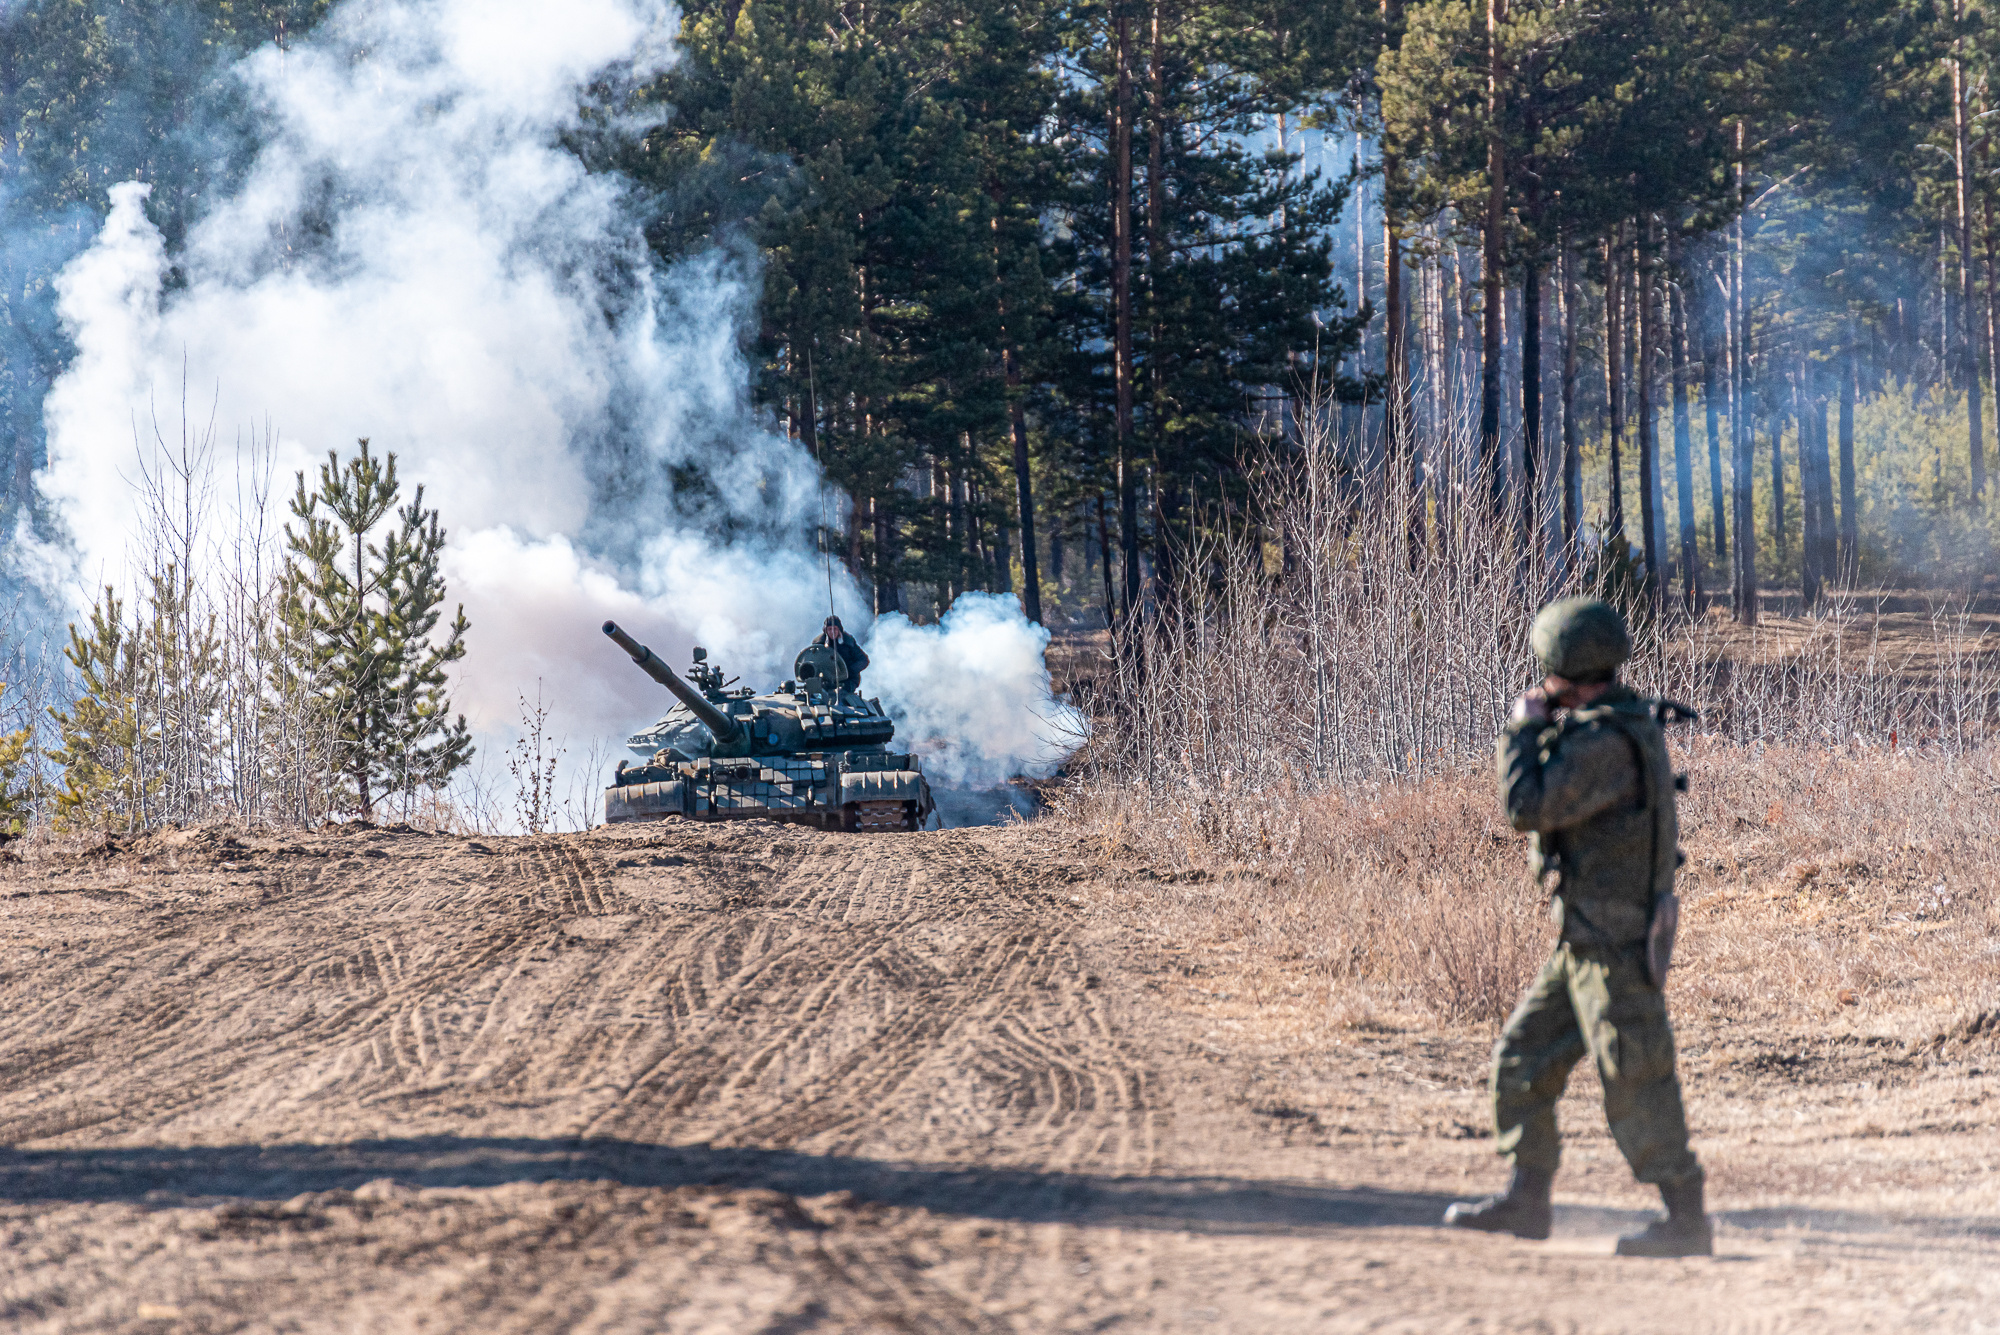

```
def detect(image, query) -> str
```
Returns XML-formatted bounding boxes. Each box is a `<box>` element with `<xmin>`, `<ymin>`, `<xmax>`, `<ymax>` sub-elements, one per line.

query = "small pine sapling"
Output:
<box><xmin>281</xmin><ymin>439</ymin><xmax>473</xmax><ymax>822</ymax></box>
<box><xmin>47</xmin><ymin>587</ymin><xmax>158</xmax><ymax>831</ymax></box>
<box><xmin>0</xmin><ymin>689</ymin><xmax>31</xmax><ymax>838</ymax></box>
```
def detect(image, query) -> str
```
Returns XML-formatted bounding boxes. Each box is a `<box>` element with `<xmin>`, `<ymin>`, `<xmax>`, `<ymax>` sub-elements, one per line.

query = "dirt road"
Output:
<box><xmin>0</xmin><ymin>819</ymin><xmax>1994</xmax><ymax>1332</ymax></box>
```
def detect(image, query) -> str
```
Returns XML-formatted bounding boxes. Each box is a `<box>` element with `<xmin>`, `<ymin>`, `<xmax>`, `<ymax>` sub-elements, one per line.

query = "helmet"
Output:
<box><xmin>1530</xmin><ymin>597</ymin><xmax>1630</xmax><ymax>682</ymax></box>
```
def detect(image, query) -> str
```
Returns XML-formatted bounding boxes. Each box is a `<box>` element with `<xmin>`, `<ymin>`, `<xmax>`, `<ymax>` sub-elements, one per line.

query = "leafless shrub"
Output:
<box><xmin>120</xmin><ymin>400</ymin><xmax>342</xmax><ymax>829</ymax></box>
<box><xmin>509</xmin><ymin>683</ymin><xmax>563</xmax><ymax>835</ymax></box>
<box><xmin>559</xmin><ymin>733</ymin><xmax>614</xmax><ymax>833</ymax></box>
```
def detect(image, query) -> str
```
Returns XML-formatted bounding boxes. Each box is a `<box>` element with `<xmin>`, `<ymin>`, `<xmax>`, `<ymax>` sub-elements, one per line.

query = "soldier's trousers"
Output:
<box><xmin>1490</xmin><ymin>941</ymin><xmax>1701</xmax><ymax>1186</ymax></box>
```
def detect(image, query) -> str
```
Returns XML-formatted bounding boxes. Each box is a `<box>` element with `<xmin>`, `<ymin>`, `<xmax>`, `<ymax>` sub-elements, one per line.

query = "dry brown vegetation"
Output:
<box><xmin>1055</xmin><ymin>742</ymin><xmax>2000</xmax><ymax>1046</ymax></box>
<box><xmin>1051</xmin><ymin>414</ymin><xmax>2000</xmax><ymax>1049</ymax></box>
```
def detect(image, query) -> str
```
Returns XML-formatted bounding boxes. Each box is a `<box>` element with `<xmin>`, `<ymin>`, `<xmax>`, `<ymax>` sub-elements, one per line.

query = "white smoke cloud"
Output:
<box><xmin>867</xmin><ymin>593</ymin><xmax>1085</xmax><ymax>788</ymax></box>
<box><xmin>31</xmin><ymin>0</ymin><xmax>1076</xmax><ymax>823</ymax></box>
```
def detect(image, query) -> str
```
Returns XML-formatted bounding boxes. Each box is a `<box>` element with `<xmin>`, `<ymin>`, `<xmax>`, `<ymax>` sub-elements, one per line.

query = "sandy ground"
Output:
<box><xmin>0</xmin><ymin>819</ymin><xmax>1995</xmax><ymax>1333</ymax></box>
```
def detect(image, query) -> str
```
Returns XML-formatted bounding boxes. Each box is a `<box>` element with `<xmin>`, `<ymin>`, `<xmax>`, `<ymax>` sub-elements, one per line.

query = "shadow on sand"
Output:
<box><xmin>2</xmin><ymin>1138</ymin><xmax>1996</xmax><ymax>1244</ymax></box>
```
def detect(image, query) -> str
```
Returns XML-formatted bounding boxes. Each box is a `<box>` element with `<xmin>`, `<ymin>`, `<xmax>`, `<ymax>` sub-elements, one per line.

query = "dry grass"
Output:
<box><xmin>1673</xmin><ymin>741</ymin><xmax>2000</xmax><ymax>1032</ymax></box>
<box><xmin>1055</xmin><ymin>743</ymin><xmax>2000</xmax><ymax>1041</ymax></box>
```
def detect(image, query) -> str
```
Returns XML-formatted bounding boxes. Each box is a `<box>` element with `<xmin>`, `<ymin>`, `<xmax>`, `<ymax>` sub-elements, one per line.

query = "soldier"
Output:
<box><xmin>1444</xmin><ymin>597</ymin><xmax>1712</xmax><ymax>1258</ymax></box>
<box><xmin>815</xmin><ymin>614</ymin><xmax>870</xmax><ymax>691</ymax></box>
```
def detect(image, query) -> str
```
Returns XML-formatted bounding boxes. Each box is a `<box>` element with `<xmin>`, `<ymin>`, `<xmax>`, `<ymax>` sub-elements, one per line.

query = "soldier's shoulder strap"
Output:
<box><xmin>1593</xmin><ymin>696</ymin><xmax>1682</xmax><ymax>897</ymax></box>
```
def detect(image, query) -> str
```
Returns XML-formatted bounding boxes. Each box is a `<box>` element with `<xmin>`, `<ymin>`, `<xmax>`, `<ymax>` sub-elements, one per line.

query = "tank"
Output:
<box><xmin>599</xmin><ymin>620</ymin><xmax>935</xmax><ymax>832</ymax></box>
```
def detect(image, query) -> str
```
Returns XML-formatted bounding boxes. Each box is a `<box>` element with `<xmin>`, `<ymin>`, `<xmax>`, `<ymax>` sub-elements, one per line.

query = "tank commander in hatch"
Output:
<box><xmin>815</xmin><ymin>614</ymin><xmax>870</xmax><ymax>692</ymax></box>
<box><xmin>1444</xmin><ymin>596</ymin><xmax>1711</xmax><ymax>1259</ymax></box>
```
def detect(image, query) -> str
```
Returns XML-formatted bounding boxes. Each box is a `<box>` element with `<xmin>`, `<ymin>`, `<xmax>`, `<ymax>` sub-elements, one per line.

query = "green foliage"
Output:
<box><xmin>636</xmin><ymin>0</ymin><xmax>1072</xmax><ymax>603</ymax></box>
<box><xmin>0</xmin><ymin>686</ymin><xmax>32</xmax><ymax>837</ymax></box>
<box><xmin>1047</xmin><ymin>0</ymin><xmax>1365</xmax><ymax>515</ymax></box>
<box><xmin>17</xmin><ymin>0</ymin><xmax>2000</xmax><ymax>645</ymax></box>
<box><xmin>1380</xmin><ymin>0</ymin><xmax>1741</xmax><ymax>263</ymax></box>
<box><xmin>1846</xmin><ymin>387</ymin><xmax>2000</xmax><ymax>585</ymax></box>
<box><xmin>46</xmin><ymin>587</ymin><xmax>156</xmax><ymax>832</ymax></box>
<box><xmin>281</xmin><ymin>440</ymin><xmax>472</xmax><ymax>821</ymax></box>
<box><xmin>638</xmin><ymin>0</ymin><xmax>1364</xmax><ymax>612</ymax></box>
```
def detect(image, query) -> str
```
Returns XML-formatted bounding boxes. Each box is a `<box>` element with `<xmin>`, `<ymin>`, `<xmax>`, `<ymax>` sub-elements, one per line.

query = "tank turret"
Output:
<box><xmin>600</xmin><ymin>620</ymin><xmax>933</xmax><ymax>832</ymax></box>
<box><xmin>603</xmin><ymin>621</ymin><xmax>743</xmax><ymax>743</ymax></box>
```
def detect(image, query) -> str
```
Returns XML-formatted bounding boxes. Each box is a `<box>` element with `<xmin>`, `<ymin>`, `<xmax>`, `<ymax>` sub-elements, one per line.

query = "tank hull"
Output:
<box><xmin>604</xmin><ymin>752</ymin><xmax>933</xmax><ymax>832</ymax></box>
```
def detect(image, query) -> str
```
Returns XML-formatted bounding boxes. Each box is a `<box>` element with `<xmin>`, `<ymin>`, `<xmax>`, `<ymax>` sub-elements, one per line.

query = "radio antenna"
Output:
<box><xmin>805</xmin><ymin>349</ymin><xmax>835</xmax><ymax>620</ymax></box>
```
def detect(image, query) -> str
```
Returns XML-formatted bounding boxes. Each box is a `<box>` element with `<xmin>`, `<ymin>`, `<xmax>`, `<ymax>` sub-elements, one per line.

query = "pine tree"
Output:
<box><xmin>280</xmin><ymin>440</ymin><xmax>472</xmax><ymax>822</ymax></box>
<box><xmin>0</xmin><ymin>685</ymin><xmax>33</xmax><ymax>837</ymax></box>
<box><xmin>46</xmin><ymin>587</ymin><xmax>157</xmax><ymax>832</ymax></box>
<box><xmin>1047</xmin><ymin>0</ymin><xmax>1363</xmax><ymax>610</ymax></box>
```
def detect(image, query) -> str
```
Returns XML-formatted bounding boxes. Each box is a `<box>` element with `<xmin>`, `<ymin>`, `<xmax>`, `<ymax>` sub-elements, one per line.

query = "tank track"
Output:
<box><xmin>846</xmin><ymin>799</ymin><xmax>919</xmax><ymax>832</ymax></box>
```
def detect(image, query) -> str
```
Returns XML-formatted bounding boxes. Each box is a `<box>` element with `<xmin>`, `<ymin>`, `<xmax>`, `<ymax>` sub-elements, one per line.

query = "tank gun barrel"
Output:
<box><xmin>602</xmin><ymin>621</ymin><xmax>744</xmax><ymax>743</ymax></box>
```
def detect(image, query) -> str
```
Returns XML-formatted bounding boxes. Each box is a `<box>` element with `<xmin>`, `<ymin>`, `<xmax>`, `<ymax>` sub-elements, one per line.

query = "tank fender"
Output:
<box><xmin>839</xmin><ymin>770</ymin><xmax>927</xmax><ymax>804</ymax></box>
<box><xmin>605</xmin><ymin>779</ymin><xmax>689</xmax><ymax>823</ymax></box>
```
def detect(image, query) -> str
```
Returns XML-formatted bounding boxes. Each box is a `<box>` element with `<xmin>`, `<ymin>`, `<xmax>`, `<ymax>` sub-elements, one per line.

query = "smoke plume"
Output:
<box><xmin>867</xmin><ymin>593</ymin><xmax>1085</xmax><ymax>788</ymax></box>
<box><xmin>31</xmin><ymin>0</ymin><xmax>1073</xmax><ymax>822</ymax></box>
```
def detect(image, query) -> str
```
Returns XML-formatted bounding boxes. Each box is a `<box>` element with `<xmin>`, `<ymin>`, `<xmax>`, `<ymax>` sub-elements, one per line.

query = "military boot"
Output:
<box><xmin>1443</xmin><ymin>1166</ymin><xmax>1553</xmax><ymax>1240</ymax></box>
<box><xmin>1615</xmin><ymin>1174</ymin><xmax>1713</xmax><ymax>1257</ymax></box>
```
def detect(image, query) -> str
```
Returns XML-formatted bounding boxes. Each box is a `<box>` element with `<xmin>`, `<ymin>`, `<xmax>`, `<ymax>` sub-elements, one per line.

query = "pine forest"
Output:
<box><xmin>2</xmin><ymin>1</ymin><xmax>2000</xmax><ymax>630</ymax></box>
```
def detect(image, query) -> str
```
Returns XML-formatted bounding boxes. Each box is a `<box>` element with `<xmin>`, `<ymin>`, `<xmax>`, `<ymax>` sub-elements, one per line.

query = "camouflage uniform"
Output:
<box><xmin>1492</xmin><ymin>685</ymin><xmax>1701</xmax><ymax>1188</ymax></box>
<box><xmin>814</xmin><ymin>628</ymin><xmax>870</xmax><ymax>690</ymax></box>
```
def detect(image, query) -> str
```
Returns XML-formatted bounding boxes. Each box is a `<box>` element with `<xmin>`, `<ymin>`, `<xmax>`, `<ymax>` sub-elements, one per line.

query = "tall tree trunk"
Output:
<box><xmin>1444</xmin><ymin>238</ymin><xmax>1460</xmax><ymax>422</ymax></box>
<box><xmin>1006</xmin><ymin>347</ymin><xmax>1041</xmax><ymax>623</ymax></box>
<box><xmin>1112</xmin><ymin>2</ymin><xmax>1140</xmax><ymax>619</ymax></box>
<box><xmin>1812</xmin><ymin>371</ymin><xmax>1837</xmax><ymax>588</ymax></box>
<box><xmin>1559</xmin><ymin>237</ymin><xmax>1581</xmax><ymax>553</ymax></box>
<box><xmin>1384</xmin><ymin>225</ymin><xmax>1408</xmax><ymax>460</ymax></box>
<box><xmin>1952</xmin><ymin>13</ymin><xmax>1986</xmax><ymax>497</ymax></box>
<box><xmin>1731</xmin><ymin>130</ymin><xmax>1757</xmax><ymax>624</ymax></box>
<box><xmin>1701</xmin><ymin>261</ymin><xmax>1726</xmax><ymax>561</ymax></box>
<box><xmin>952</xmin><ymin>441</ymin><xmax>972</xmax><ymax>589</ymax></box>
<box><xmin>874</xmin><ymin>498</ymin><xmax>901</xmax><ymax>615</ymax></box>
<box><xmin>1383</xmin><ymin>0</ymin><xmax>1409</xmax><ymax>462</ymax></box>
<box><xmin>1985</xmin><ymin>151</ymin><xmax>2000</xmax><ymax>485</ymax></box>
<box><xmin>1985</xmin><ymin>153</ymin><xmax>2000</xmax><ymax>474</ymax></box>
<box><xmin>1605</xmin><ymin>235</ymin><xmax>1625</xmax><ymax>540</ymax></box>
<box><xmin>1521</xmin><ymin>259</ymin><xmax>1541</xmax><ymax>538</ymax></box>
<box><xmin>1797</xmin><ymin>364</ymin><xmax>1822</xmax><ymax>609</ymax></box>
<box><xmin>1769</xmin><ymin>394</ymin><xmax>1786</xmax><ymax>562</ymax></box>
<box><xmin>1940</xmin><ymin>226</ymin><xmax>1952</xmax><ymax>388</ymax></box>
<box><xmin>995</xmin><ymin>511</ymin><xmax>1014</xmax><ymax>594</ymax></box>
<box><xmin>848</xmin><ymin>495</ymin><xmax>865</xmax><ymax>581</ymax></box>
<box><xmin>797</xmin><ymin>349</ymin><xmax>819</xmax><ymax>468</ymax></box>
<box><xmin>1839</xmin><ymin>329</ymin><xmax>1859</xmax><ymax>582</ymax></box>
<box><xmin>1480</xmin><ymin>0</ymin><xmax>1507</xmax><ymax>514</ymax></box>
<box><xmin>1637</xmin><ymin>233</ymin><xmax>1660</xmax><ymax>588</ymax></box>
<box><xmin>1668</xmin><ymin>232</ymin><xmax>1699</xmax><ymax>605</ymax></box>
<box><xmin>931</xmin><ymin>454</ymin><xmax>952</xmax><ymax>608</ymax></box>
<box><xmin>990</xmin><ymin>168</ymin><xmax>1042</xmax><ymax>621</ymax></box>
<box><xmin>1355</xmin><ymin>132</ymin><xmax>1368</xmax><ymax>372</ymax></box>
<box><xmin>1096</xmin><ymin>492</ymin><xmax>1116</xmax><ymax>625</ymax></box>
<box><xmin>1147</xmin><ymin>0</ymin><xmax>1172</xmax><ymax>606</ymax></box>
